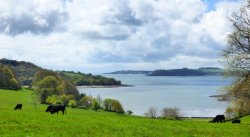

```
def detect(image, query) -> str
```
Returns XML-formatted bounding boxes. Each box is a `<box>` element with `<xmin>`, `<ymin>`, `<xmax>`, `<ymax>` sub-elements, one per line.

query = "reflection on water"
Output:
<box><xmin>78</xmin><ymin>74</ymin><xmax>232</xmax><ymax>117</ymax></box>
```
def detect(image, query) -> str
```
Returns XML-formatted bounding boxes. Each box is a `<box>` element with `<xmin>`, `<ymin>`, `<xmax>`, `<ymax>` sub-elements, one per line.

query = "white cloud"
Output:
<box><xmin>0</xmin><ymin>0</ymin><xmax>243</xmax><ymax>73</ymax></box>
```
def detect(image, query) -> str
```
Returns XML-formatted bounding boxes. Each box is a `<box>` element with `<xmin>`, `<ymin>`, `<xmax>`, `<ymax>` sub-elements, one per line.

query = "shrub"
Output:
<box><xmin>46</xmin><ymin>95</ymin><xmax>58</xmax><ymax>104</ymax></box>
<box><xmin>79</xmin><ymin>95</ymin><xmax>92</xmax><ymax>109</ymax></box>
<box><xmin>225</xmin><ymin>107</ymin><xmax>238</xmax><ymax>119</ymax></box>
<box><xmin>92</xmin><ymin>99</ymin><xmax>99</xmax><ymax>111</ymax></box>
<box><xmin>144</xmin><ymin>106</ymin><xmax>158</xmax><ymax>118</ymax></box>
<box><xmin>161</xmin><ymin>107</ymin><xmax>182</xmax><ymax>120</ymax></box>
<box><xmin>103</xmin><ymin>98</ymin><xmax>124</xmax><ymax>113</ymax></box>
<box><xmin>127</xmin><ymin>110</ymin><xmax>133</xmax><ymax>115</ymax></box>
<box><xmin>45</xmin><ymin>95</ymin><xmax>63</xmax><ymax>105</ymax></box>
<box><xmin>68</xmin><ymin>100</ymin><xmax>77</xmax><ymax>108</ymax></box>
<box><xmin>78</xmin><ymin>106</ymin><xmax>88</xmax><ymax>109</ymax></box>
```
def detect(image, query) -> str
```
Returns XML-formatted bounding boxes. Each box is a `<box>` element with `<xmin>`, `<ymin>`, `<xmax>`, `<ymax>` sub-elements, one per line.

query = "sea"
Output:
<box><xmin>77</xmin><ymin>74</ymin><xmax>233</xmax><ymax>117</ymax></box>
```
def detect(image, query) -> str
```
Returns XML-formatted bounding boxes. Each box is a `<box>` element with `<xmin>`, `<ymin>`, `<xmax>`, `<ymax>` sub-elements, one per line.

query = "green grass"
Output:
<box><xmin>0</xmin><ymin>89</ymin><xmax>250</xmax><ymax>137</ymax></box>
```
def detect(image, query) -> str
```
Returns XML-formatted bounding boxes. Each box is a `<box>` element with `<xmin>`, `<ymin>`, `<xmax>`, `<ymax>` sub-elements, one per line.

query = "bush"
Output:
<box><xmin>55</xmin><ymin>100</ymin><xmax>63</xmax><ymax>105</ymax></box>
<box><xmin>127</xmin><ymin>110</ymin><xmax>133</xmax><ymax>115</ymax></box>
<box><xmin>79</xmin><ymin>95</ymin><xmax>92</xmax><ymax>109</ymax></box>
<box><xmin>58</xmin><ymin>94</ymin><xmax>75</xmax><ymax>105</ymax></box>
<box><xmin>103</xmin><ymin>98</ymin><xmax>124</xmax><ymax>113</ymax></box>
<box><xmin>45</xmin><ymin>95</ymin><xmax>63</xmax><ymax>105</ymax></box>
<box><xmin>92</xmin><ymin>99</ymin><xmax>99</xmax><ymax>111</ymax></box>
<box><xmin>161</xmin><ymin>107</ymin><xmax>182</xmax><ymax>120</ymax></box>
<box><xmin>46</xmin><ymin>95</ymin><xmax>58</xmax><ymax>104</ymax></box>
<box><xmin>225</xmin><ymin>107</ymin><xmax>238</xmax><ymax>119</ymax></box>
<box><xmin>78</xmin><ymin>106</ymin><xmax>88</xmax><ymax>109</ymax></box>
<box><xmin>68</xmin><ymin>100</ymin><xmax>77</xmax><ymax>108</ymax></box>
<box><xmin>144</xmin><ymin>106</ymin><xmax>158</xmax><ymax>118</ymax></box>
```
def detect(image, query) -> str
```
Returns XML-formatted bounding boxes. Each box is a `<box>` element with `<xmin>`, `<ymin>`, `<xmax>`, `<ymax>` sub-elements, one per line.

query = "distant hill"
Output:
<box><xmin>0</xmin><ymin>58</ymin><xmax>122</xmax><ymax>86</ymax></box>
<box><xmin>148</xmin><ymin>67</ymin><xmax>223</xmax><ymax>76</ymax></box>
<box><xmin>0</xmin><ymin>58</ymin><xmax>42</xmax><ymax>85</ymax></box>
<box><xmin>105</xmin><ymin>70</ymin><xmax>152</xmax><ymax>75</ymax></box>
<box><xmin>106</xmin><ymin>67</ymin><xmax>223</xmax><ymax>76</ymax></box>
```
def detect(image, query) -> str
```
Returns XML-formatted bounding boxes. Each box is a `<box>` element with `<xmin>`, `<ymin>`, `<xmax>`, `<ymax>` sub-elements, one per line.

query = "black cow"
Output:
<box><xmin>232</xmin><ymin>119</ymin><xmax>241</xmax><ymax>124</ymax></box>
<box><xmin>46</xmin><ymin>105</ymin><xmax>66</xmax><ymax>115</ymax></box>
<box><xmin>46</xmin><ymin>105</ymin><xmax>54</xmax><ymax>112</ymax></box>
<box><xmin>209</xmin><ymin>115</ymin><xmax>225</xmax><ymax>123</ymax></box>
<box><xmin>14</xmin><ymin>104</ymin><xmax>22</xmax><ymax>110</ymax></box>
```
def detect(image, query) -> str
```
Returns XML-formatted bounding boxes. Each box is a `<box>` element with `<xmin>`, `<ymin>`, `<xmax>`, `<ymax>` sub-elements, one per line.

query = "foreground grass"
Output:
<box><xmin>0</xmin><ymin>89</ymin><xmax>249</xmax><ymax>137</ymax></box>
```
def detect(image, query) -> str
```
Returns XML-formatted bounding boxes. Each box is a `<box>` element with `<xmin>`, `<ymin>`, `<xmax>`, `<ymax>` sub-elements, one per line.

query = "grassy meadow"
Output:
<box><xmin>0</xmin><ymin>88</ymin><xmax>250</xmax><ymax>137</ymax></box>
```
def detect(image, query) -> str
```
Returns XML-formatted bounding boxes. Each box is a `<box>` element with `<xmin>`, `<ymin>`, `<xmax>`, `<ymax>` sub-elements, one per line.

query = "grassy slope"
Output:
<box><xmin>0</xmin><ymin>89</ymin><xmax>249</xmax><ymax>137</ymax></box>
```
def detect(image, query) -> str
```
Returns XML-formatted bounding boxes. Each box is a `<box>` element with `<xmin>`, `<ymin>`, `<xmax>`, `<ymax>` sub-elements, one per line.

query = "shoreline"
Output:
<box><xmin>77</xmin><ymin>84</ymin><xmax>133</xmax><ymax>88</ymax></box>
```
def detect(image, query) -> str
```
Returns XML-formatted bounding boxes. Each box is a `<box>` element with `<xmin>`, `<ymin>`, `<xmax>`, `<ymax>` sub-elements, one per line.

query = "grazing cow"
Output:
<box><xmin>232</xmin><ymin>119</ymin><xmax>241</xmax><ymax>124</ymax></box>
<box><xmin>46</xmin><ymin>105</ymin><xmax>54</xmax><ymax>112</ymax></box>
<box><xmin>14</xmin><ymin>104</ymin><xmax>22</xmax><ymax>110</ymax></box>
<box><xmin>209</xmin><ymin>115</ymin><xmax>225</xmax><ymax>123</ymax></box>
<box><xmin>46</xmin><ymin>105</ymin><xmax>66</xmax><ymax>115</ymax></box>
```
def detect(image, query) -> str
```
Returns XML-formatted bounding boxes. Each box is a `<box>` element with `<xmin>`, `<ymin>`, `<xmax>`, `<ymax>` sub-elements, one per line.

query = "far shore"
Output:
<box><xmin>77</xmin><ymin>84</ymin><xmax>133</xmax><ymax>88</ymax></box>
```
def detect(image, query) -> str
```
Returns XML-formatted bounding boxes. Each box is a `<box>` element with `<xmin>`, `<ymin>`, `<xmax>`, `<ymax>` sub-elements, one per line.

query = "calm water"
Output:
<box><xmin>78</xmin><ymin>74</ymin><xmax>232</xmax><ymax>117</ymax></box>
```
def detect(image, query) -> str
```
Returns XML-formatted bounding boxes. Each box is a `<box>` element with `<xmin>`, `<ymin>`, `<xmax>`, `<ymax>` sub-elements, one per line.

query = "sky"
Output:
<box><xmin>0</xmin><ymin>0</ymin><xmax>243</xmax><ymax>74</ymax></box>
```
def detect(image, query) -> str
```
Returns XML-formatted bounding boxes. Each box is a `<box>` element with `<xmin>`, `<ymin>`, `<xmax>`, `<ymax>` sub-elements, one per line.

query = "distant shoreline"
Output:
<box><xmin>77</xmin><ymin>84</ymin><xmax>133</xmax><ymax>88</ymax></box>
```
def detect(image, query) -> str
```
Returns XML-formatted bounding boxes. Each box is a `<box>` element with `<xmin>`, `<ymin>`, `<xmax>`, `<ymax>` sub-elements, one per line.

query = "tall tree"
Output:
<box><xmin>0</xmin><ymin>65</ymin><xmax>20</xmax><ymax>90</ymax></box>
<box><xmin>223</xmin><ymin>0</ymin><xmax>250</xmax><ymax>116</ymax></box>
<box><xmin>33</xmin><ymin>69</ymin><xmax>79</xmax><ymax>104</ymax></box>
<box><xmin>35</xmin><ymin>76</ymin><xmax>60</xmax><ymax>103</ymax></box>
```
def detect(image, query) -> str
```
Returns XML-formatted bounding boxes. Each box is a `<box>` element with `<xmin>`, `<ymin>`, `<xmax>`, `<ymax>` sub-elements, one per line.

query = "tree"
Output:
<box><xmin>127</xmin><ymin>110</ymin><xmax>133</xmax><ymax>115</ymax></box>
<box><xmin>57</xmin><ymin>80</ymin><xmax>79</xmax><ymax>97</ymax></box>
<box><xmin>0</xmin><ymin>65</ymin><xmax>20</xmax><ymax>90</ymax></box>
<box><xmin>144</xmin><ymin>106</ymin><xmax>158</xmax><ymax>118</ymax></box>
<box><xmin>92</xmin><ymin>98</ymin><xmax>99</xmax><ymax>111</ymax></box>
<box><xmin>223</xmin><ymin>0</ymin><xmax>250</xmax><ymax>116</ymax></box>
<box><xmin>96</xmin><ymin>95</ymin><xmax>102</xmax><ymax>108</ymax></box>
<box><xmin>161</xmin><ymin>107</ymin><xmax>182</xmax><ymax>120</ymax></box>
<box><xmin>35</xmin><ymin>76</ymin><xmax>60</xmax><ymax>103</ymax></box>
<box><xmin>33</xmin><ymin>69</ymin><xmax>79</xmax><ymax>104</ymax></box>
<box><xmin>103</xmin><ymin>98</ymin><xmax>124</xmax><ymax>113</ymax></box>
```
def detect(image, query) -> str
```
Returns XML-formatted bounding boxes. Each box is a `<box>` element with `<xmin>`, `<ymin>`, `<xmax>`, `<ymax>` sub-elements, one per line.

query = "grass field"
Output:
<box><xmin>0</xmin><ymin>88</ymin><xmax>249</xmax><ymax>137</ymax></box>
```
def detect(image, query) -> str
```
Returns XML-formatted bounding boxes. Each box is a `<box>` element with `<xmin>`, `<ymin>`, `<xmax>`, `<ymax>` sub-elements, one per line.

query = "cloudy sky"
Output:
<box><xmin>0</xmin><ymin>0</ymin><xmax>243</xmax><ymax>73</ymax></box>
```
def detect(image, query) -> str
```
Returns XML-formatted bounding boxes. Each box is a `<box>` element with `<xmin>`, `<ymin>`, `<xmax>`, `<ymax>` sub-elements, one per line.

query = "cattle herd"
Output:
<box><xmin>12</xmin><ymin>104</ymin><xmax>242</xmax><ymax>123</ymax></box>
<box><xmin>14</xmin><ymin>104</ymin><xmax>66</xmax><ymax>115</ymax></box>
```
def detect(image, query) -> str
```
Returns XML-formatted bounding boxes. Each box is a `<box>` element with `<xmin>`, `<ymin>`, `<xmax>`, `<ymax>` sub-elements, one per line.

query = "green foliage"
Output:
<box><xmin>104</xmin><ymin>98</ymin><xmax>124</xmax><ymax>113</ymax></box>
<box><xmin>0</xmin><ymin>59</ymin><xmax>122</xmax><ymax>87</ymax></box>
<box><xmin>58</xmin><ymin>94</ymin><xmax>75</xmax><ymax>105</ymax></box>
<box><xmin>0</xmin><ymin>58</ymin><xmax>41</xmax><ymax>86</ymax></box>
<box><xmin>92</xmin><ymin>98</ymin><xmax>99</xmax><ymax>111</ymax></box>
<box><xmin>33</xmin><ymin>69</ymin><xmax>79</xmax><ymax>104</ymax></box>
<box><xmin>45</xmin><ymin>95</ymin><xmax>63</xmax><ymax>105</ymax></box>
<box><xmin>35</xmin><ymin>75</ymin><xmax>61</xmax><ymax>103</ymax></box>
<box><xmin>68</xmin><ymin>100</ymin><xmax>77</xmax><ymax>108</ymax></box>
<box><xmin>79</xmin><ymin>95</ymin><xmax>92</xmax><ymax>108</ymax></box>
<box><xmin>57</xmin><ymin>80</ymin><xmax>79</xmax><ymax>96</ymax></box>
<box><xmin>57</xmin><ymin>71</ymin><xmax>122</xmax><ymax>86</ymax></box>
<box><xmin>1</xmin><ymin>89</ymin><xmax>250</xmax><ymax>137</ymax></box>
<box><xmin>0</xmin><ymin>65</ymin><xmax>21</xmax><ymax>90</ymax></box>
<box><xmin>45</xmin><ymin>95</ymin><xmax>57</xmax><ymax>104</ymax></box>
